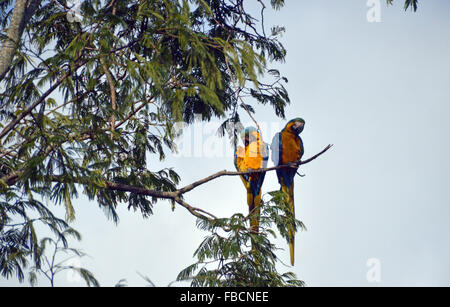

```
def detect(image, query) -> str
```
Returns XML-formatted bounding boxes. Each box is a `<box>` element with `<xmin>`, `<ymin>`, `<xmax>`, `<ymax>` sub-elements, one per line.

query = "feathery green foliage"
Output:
<box><xmin>386</xmin><ymin>0</ymin><xmax>419</xmax><ymax>11</ymax></box>
<box><xmin>28</xmin><ymin>227</ymin><xmax>99</xmax><ymax>287</ymax></box>
<box><xmin>177</xmin><ymin>190</ymin><xmax>305</xmax><ymax>287</ymax></box>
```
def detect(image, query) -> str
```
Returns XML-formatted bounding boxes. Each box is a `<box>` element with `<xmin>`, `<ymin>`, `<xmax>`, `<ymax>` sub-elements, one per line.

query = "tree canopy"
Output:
<box><xmin>0</xmin><ymin>0</ymin><xmax>294</xmax><ymax>285</ymax></box>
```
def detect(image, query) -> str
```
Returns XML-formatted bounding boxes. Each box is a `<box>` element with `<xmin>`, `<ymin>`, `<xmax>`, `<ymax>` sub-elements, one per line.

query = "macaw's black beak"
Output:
<box><xmin>292</xmin><ymin>123</ymin><xmax>304</xmax><ymax>134</ymax></box>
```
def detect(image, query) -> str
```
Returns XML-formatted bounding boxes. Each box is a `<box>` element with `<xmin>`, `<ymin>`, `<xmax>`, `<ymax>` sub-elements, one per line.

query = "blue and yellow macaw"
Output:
<box><xmin>271</xmin><ymin>118</ymin><xmax>305</xmax><ymax>266</ymax></box>
<box><xmin>234</xmin><ymin>127</ymin><xmax>269</xmax><ymax>235</ymax></box>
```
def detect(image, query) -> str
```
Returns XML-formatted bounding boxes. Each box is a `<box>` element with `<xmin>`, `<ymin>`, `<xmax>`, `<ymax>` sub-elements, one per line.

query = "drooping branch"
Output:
<box><xmin>174</xmin><ymin>197</ymin><xmax>219</xmax><ymax>220</ymax></box>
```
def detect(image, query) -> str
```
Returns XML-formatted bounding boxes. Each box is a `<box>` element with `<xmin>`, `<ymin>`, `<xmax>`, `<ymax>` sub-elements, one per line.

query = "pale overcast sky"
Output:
<box><xmin>2</xmin><ymin>0</ymin><xmax>449</xmax><ymax>287</ymax></box>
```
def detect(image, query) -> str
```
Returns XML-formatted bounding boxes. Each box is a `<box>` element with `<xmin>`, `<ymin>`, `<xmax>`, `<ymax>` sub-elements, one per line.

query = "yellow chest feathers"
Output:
<box><xmin>281</xmin><ymin>131</ymin><xmax>302</xmax><ymax>164</ymax></box>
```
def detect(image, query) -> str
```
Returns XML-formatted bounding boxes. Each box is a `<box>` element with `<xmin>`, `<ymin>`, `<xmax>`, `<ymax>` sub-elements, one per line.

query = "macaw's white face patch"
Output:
<box><xmin>291</xmin><ymin>121</ymin><xmax>305</xmax><ymax>134</ymax></box>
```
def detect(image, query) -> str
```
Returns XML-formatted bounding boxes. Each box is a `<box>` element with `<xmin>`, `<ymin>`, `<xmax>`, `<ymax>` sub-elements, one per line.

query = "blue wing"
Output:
<box><xmin>271</xmin><ymin>132</ymin><xmax>281</xmax><ymax>166</ymax></box>
<box><xmin>262</xmin><ymin>143</ymin><xmax>269</xmax><ymax>168</ymax></box>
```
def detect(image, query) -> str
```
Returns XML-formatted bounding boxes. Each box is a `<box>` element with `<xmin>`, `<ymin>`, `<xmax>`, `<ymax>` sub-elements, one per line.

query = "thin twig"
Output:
<box><xmin>102</xmin><ymin>63</ymin><xmax>116</xmax><ymax>138</ymax></box>
<box><xmin>223</xmin><ymin>47</ymin><xmax>262</xmax><ymax>134</ymax></box>
<box><xmin>257</xmin><ymin>0</ymin><xmax>267</xmax><ymax>37</ymax></box>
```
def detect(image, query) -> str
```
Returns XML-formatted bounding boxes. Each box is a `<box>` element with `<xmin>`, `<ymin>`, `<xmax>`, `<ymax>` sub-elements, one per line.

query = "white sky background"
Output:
<box><xmin>2</xmin><ymin>0</ymin><xmax>450</xmax><ymax>287</ymax></box>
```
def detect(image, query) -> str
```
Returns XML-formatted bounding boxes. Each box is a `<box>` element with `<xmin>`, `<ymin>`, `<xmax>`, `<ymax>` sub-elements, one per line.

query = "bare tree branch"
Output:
<box><xmin>177</xmin><ymin>144</ymin><xmax>333</xmax><ymax>196</ymax></box>
<box><xmin>174</xmin><ymin>197</ymin><xmax>218</xmax><ymax>220</ymax></box>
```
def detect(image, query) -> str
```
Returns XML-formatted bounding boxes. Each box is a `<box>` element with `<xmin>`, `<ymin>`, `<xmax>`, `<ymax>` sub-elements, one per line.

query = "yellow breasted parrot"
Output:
<box><xmin>271</xmin><ymin>118</ymin><xmax>305</xmax><ymax>266</ymax></box>
<box><xmin>234</xmin><ymin>127</ymin><xmax>269</xmax><ymax>236</ymax></box>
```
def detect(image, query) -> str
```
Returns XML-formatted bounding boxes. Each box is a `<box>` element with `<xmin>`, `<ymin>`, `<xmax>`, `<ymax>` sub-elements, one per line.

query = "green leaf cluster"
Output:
<box><xmin>177</xmin><ymin>190</ymin><xmax>305</xmax><ymax>287</ymax></box>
